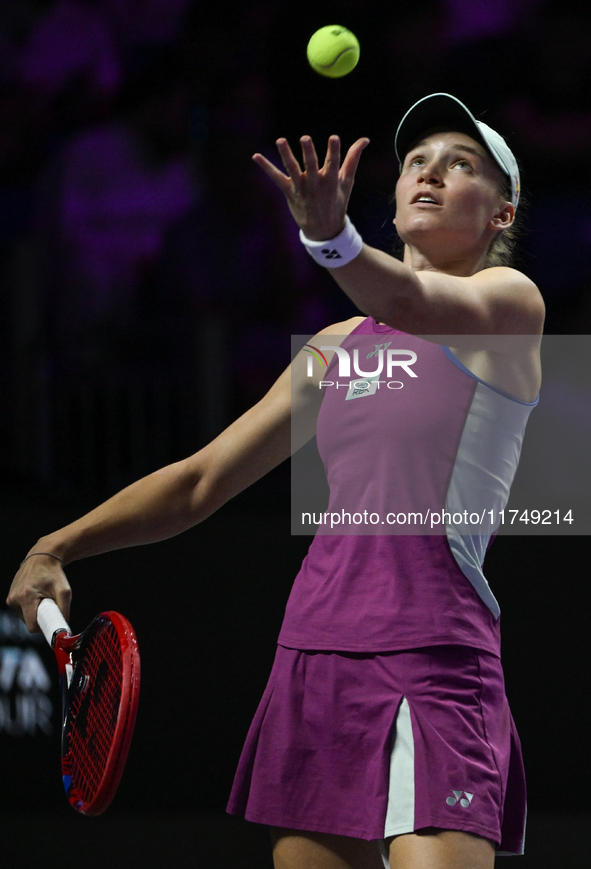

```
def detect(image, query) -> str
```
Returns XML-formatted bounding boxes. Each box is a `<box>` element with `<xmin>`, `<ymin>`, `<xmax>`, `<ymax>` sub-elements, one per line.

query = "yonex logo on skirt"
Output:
<box><xmin>446</xmin><ymin>790</ymin><xmax>474</xmax><ymax>808</ymax></box>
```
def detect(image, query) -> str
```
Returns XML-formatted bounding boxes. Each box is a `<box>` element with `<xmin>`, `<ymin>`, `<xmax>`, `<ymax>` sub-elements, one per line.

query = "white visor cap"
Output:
<box><xmin>395</xmin><ymin>93</ymin><xmax>520</xmax><ymax>209</ymax></box>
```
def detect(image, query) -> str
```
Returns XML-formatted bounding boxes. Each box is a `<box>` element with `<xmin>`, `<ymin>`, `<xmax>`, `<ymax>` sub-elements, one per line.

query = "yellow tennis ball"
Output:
<box><xmin>307</xmin><ymin>25</ymin><xmax>360</xmax><ymax>78</ymax></box>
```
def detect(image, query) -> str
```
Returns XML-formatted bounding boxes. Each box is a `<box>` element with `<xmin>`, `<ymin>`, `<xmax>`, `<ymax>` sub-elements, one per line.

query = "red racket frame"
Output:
<box><xmin>52</xmin><ymin>611</ymin><xmax>140</xmax><ymax>815</ymax></box>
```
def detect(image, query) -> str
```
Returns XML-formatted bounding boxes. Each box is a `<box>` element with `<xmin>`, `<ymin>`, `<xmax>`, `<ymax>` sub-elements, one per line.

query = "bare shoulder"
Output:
<box><xmin>474</xmin><ymin>266</ymin><xmax>541</xmax><ymax>297</ymax></box>
<box><xmin>449</xmin><ymin>269</ymin><xmax>543</xmax><ymax>400</ymax></box>
<box><xmin>291</xmin><ymin>317</ymin><xmax>363</xmax><ymax>404</ymax></box>
<box><xmin>314</xmin><ymin>315</ymin><xmax>365</xmax><ymax>339</ymax></box>
<box><xmin>474</xmin><ymin>267</ymin><xmax>545</xmax><ymax>332</ymax></box>
<box><xmin>288</xmin><ymin>318</ymin><xmax>364</xmax><ymax>452</ymax></box>
<box><xmin>412</xmin><ymin>265</ymin><xmax>544</xmax><ymax>336</ymax></box>
<box><xmin>300</xmin><ymin>316</ymin><xmax>365</xmax><ymax>374</ymax></box>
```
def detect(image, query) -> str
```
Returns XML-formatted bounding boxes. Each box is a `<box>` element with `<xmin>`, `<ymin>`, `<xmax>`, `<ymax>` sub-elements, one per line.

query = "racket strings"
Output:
<box><xmin>65</xmin><ymin>621</ymin><xmax>125</xmax><ymax>805</ymax></box>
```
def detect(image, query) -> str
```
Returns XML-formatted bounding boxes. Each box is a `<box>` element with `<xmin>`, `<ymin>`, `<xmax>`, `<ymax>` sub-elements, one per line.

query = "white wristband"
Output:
<box><xmin>299</xmin><ymin>216</ymin><xmax>363</xmax><ymax>267</ymax></box>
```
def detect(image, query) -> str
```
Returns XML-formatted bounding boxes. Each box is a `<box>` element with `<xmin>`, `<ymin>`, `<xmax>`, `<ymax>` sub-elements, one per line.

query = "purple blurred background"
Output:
<box><xmin>1</xmin><ymin>0</ymin><xmax>590</xmax><ymax>494</ymax></box>
<box><xmin>1</xmin><ymin>3</ymin><xmax>591</xmax><ymax>864</ymax></box>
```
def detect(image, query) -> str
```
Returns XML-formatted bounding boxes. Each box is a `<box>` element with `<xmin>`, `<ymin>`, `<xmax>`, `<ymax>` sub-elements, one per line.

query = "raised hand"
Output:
<box><xmin>252</xmin><ymin>134</ymin><xmax>370</xmax><ymax>241</ymax></box>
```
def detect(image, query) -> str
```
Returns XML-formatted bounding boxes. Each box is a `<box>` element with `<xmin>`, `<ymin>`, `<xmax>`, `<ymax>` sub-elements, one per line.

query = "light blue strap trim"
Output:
<box><xmin>441</xmin><ymin>346</ymin><xmax>539</xmax><ymax>407</ymax></box>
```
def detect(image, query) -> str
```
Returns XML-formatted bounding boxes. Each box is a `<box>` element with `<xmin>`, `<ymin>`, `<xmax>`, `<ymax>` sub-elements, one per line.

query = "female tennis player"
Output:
<box><xmin>8</xmin><ymin>94</ymin><xmax>544</xmax><ymax>869</ymax></box>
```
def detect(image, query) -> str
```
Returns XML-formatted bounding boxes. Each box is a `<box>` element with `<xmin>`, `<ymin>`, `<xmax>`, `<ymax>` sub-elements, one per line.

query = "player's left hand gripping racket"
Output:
<box><xmin>37</xmin><ymin>598</ymin><xmax>141</xmax><ymax>815</ymax></box>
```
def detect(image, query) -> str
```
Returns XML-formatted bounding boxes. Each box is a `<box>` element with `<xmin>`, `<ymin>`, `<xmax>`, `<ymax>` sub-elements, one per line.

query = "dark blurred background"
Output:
<box><xmin>1</xmin><ymin>0</ymin><xmax>590</xmax><ymax>866</ymax></box>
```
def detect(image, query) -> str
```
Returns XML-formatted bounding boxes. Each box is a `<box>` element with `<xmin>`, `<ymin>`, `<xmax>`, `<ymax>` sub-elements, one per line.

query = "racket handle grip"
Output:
<box><xmin>37</xmin><ymin>598</ymin><xmax>72</xmax><ymax>646</ymax></box>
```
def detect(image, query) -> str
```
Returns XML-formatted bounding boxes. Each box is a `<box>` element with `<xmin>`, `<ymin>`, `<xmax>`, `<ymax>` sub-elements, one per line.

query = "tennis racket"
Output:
<box><xmin>37</xmin><ymin>598</ymin><xmax>141</xmax><ymax>815</ymax></box>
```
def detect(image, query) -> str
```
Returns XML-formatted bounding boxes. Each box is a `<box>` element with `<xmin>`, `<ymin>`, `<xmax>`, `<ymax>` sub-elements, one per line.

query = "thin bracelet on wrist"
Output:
<box><xmin>20</xmin><ymin>552</ymin><xmax>64</xmax><ymax>568</ymax></box>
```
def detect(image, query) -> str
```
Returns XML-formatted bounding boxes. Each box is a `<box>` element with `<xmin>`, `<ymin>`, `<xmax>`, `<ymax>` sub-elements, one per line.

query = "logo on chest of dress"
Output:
<box><xmin>344</xmin><ymin>343</ymin><xmax>418</xmax><ymax>399</ymax></box>
<box><xmin>306</xmin><ymin>342</ymin><xmax>419</xmax><ymax>399</ymax></box>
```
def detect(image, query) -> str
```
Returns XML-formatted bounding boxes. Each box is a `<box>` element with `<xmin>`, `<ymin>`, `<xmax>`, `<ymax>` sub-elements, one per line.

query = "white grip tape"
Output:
<box><xmin>37</xmin><ymin>598</ymin><xmax>72</xmax><ymax>646</ymax></box>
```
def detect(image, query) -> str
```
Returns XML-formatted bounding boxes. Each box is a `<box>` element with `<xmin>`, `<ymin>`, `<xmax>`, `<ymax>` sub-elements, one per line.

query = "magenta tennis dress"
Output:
<box><xmin>227</xmin><ymin>319</ymin><xmax>537</xmax><ymax>856</ymax></box>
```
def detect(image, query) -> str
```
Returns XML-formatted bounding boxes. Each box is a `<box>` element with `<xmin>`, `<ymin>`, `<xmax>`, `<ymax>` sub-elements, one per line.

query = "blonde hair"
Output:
<box><xmin>485</xmin><ymin>175</ymin><xmax>522</xmax><ymax>268</ymax></box>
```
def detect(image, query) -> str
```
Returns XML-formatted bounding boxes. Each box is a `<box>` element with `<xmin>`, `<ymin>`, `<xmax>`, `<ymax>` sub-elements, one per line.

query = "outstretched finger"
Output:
<box><xmin>322</xmin><ymin>135</ymin><xmax>342</xmax><ymax>179</ymax></box>
<box><xmin>276</xmin><ymin>137</ymin><xmax>306</xmax><ymax>180</ymax></box>
<box><xmin>340</xmin><ymin>137</ymin><xmax>371</xmax><ymax>182</ymax></box>
<box><xmin>252</xmin><ymin>151</ymin><xmax>293</xmax><ymax>193</ymax></box>
<box><xmin>300</xmin><ymin>135</ymin><xmax>320</xmax><ymax>175</ymax></box>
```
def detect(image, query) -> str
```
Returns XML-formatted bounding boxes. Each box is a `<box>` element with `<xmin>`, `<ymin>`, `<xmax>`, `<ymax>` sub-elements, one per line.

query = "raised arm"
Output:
<box><xmin>7</xmin><ymin>320</ymin><xmax>358</xmax><ymax>632</ymax></box>
<box><xmin>329</xmin><ymin>252</ymin><xmax>545</xmax><ymax>336</ymax></box>
<box><xmin>253</xmin><ymin>136</ymin><xmax>545</xmax><ymax>339</ymax></box>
